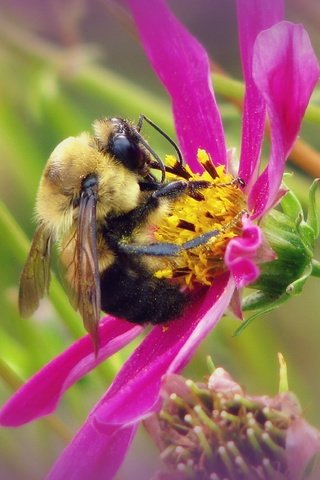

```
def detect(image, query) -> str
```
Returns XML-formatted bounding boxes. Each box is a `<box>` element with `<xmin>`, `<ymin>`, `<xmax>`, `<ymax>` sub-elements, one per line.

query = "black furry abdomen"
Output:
<box><xmin>100</xmin><ymin>261</ymin><xmax>187</xmax><ymax>325</ymax></box>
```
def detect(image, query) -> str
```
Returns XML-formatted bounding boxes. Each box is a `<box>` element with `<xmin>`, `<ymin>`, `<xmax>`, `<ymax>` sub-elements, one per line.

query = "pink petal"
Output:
<box><xmin>92</xmin><ymin>273</ymin><xmax>234</xmax><ymax>426</ymax></box>
<box><xmin>160</xmin><ymin>374</ymin><xmax>191</xmax><ymax>401</ymax></box>
<box><xmin>43</xmin><ymin>275</ymin><xmax>234</xmax><ymax>479</ymax></box>
<box><xmin>208</xmin><ymin>367</ymin><xmax>243</xmax><ymax>394</ymax></box>
<box><xmin>47</xmin><ymin>275</ymin><xmax>234</xmax><ymax>480</ymax></box>
<box><xmin>0</xmin><ymin>317</ymin><xmax>143</xmax><ymax>426</ymax></box>
<box><xmin>249</xmin><ymin>22</ymin><xmax>320</xmax><ymax>217</ymax></box>
<box><xmin>47</xmin><ymin>422</ymin><xmax>137</xmax><ymax>480</ymax></box>
<box><xmin>228</xmin><ymin>289</ymin><xmax>243</xmax><ymax>320</ymax></box>
<box><xmin>169</xmin><ymin>274</ymin><xmax>235</xmax><ymax>374</ymax></box>
<box><xmin>286</xmin><ymin>417</ymin><xmax>320</xmax><ymax>480</ymax></box>
<box><xmin>127</xmin><ymin>0</ymin><xmax>226</xmax><ymax>170</ymax></box>
<box><xmin>236</xmin><ymin>0</ymin><xmax>284</xmax><ymax>187</ymax></box>
<box><xmin>225</xmin><ymin>219</ymin><xmax>264</xmax><ymax>288</ymax></box>
<box><xmin>228</xmin><ymin>257</ymin><xmax>260</xmax><ymax>289</ymax></box>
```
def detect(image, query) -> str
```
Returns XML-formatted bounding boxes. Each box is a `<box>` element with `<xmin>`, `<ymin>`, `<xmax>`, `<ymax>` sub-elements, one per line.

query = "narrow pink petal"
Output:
<box><xmin>47</xmin><ymin>422</ymin><xmax>137</xmax><ymax>480</ymax></box>
<box><xmin>236</xmin><ymin>0</ymin><xmax>284</xmax><ymax>187</ymax></box>
<box><xmin>286</xmin><ymin>417</ymin><xmax>320</xmax><ymax>480</ymax></box>
<box><xmin>0</xmin><ymin>317</ymin><xmax>142</xmax><ymax>426</ymax></box>
<box><xmin>168</xmin><ymin>274</ymin><xmax>234</xmax><ymax>373</ymax></box>
<box><xmin>127</xmin><ymin>0</ymin><xmax>226</xmax><ymax>170</ymax></box>
<box><xmin>249</xmin><ymin>22</ymin><xmax>320</xmax><ymax>217</ymax></box>
<box><xmin>93</xmin><ymin>273</ymin><xmax>234</xmax><ymax>426</ymax></box>
<box><xmin>228</xmin><ymin>289</ymin><xmax>243</xmax><ymax>320</ymax></box>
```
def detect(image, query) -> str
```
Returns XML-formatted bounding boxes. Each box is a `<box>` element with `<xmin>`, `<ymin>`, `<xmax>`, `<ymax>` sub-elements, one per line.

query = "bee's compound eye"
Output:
<box><xmin>110</xmin><ymin>135</ymin><xmax>143</xmax><ymax>171</ymax></box>
<box><xmin>82</xmin><ymin>174</ymin><xmax>98</xmax><ymax>191</ymax></box>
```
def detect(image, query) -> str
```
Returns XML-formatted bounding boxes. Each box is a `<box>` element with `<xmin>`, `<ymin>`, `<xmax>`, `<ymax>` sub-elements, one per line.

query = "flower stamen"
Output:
<box><xmin>155</xmin><ymin>150</ymin><xmax>247</xmax><ymax>288</ymax></box>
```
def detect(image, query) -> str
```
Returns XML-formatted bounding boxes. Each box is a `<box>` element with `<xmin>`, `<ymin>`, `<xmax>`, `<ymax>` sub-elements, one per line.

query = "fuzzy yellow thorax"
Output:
<box><xmin>154</xmin><ymin>149</ymin><xmax>247</xmax><ymax>288</ymax></box>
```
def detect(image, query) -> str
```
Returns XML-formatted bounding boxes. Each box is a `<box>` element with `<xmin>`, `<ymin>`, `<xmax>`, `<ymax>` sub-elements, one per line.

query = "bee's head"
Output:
<box><xmin>93</xmin><ymin>117</ymin><xmax>165</xmax><ymax>181</ymax></box>
<box><xmin>93</xmin><ymin>118</ymin><xmax>146</xmax><ymax>173</ymax></box>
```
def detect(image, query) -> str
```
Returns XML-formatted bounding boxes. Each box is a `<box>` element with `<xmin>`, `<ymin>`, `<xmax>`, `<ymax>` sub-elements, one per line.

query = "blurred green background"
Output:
<box><xmin>0</xmin><ymin>0</ymin><xmax>320</xmax><ymax>479</ymax></box>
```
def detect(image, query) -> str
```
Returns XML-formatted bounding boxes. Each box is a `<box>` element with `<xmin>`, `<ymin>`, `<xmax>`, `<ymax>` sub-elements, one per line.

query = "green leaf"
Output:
<box><xmin>307</xmin><ymin>178</ymin><xmax>320</xmax><ymax>238</ymax></box>
<box><xmin>280</xmin><ymin>186</ymin><xmax>304</xmax><ymax>220</ymax></box>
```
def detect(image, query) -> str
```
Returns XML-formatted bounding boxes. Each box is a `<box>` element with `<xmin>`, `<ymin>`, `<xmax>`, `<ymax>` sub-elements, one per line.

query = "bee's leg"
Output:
<box><xmin>139</xmin><ymin>178</ymin><xmax>209</xmax><ymax>194</ymax></box>
<box><xmin>138</xmin><ymin>180</ymin><xmax>162</xmax><ymax>192</ymax></box>
<box><xmin>118</xmin><ymin>242</ymin><xmax>181</xmax><ymax>256</ymax></box>
<box><xmin>106</xmin><ymin>180</ymin><xmax>212</xmax><ymax>241</ymax></box>
<box><xmin>151</xmin><ymin>180</ymin><xmax>211</xmax><ymax>199</ymax></box>
<box><xmin>118</xmin><ymin>228</ymin><xmax>220</xmax><ymax>257</ymax></box>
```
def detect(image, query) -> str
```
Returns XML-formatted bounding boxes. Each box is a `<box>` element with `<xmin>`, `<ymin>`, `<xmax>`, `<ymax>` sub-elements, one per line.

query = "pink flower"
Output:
<box><xmin>1</xmin><ymin>1</ymin><xmax>319</xmax><ymax>478</ymax></box>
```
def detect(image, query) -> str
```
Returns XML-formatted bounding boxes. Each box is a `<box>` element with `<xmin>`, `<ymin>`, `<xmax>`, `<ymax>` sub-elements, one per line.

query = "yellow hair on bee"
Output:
<box><xmin>36</xmin><ymin>133</ymin><xmax>140</xmax><ymax>238</ymax></box>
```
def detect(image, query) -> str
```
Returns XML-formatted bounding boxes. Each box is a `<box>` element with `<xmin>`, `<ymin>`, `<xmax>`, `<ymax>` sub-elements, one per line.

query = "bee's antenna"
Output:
<box><xmin>137</xmin><ymin>114</ymin><xmax>185</xmax><ymax>167</ymax></box>
<box><xmin>135</xmin><ymin>132</ymin><xmax>166</xmax><ymax>182</ymax></box>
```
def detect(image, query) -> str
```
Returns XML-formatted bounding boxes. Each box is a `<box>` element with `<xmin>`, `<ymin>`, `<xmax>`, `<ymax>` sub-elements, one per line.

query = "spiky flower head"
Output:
<box><xmin>145</xmin><ymin>368</ymin><xmax>320</xmax><ymax>480</ymax></box>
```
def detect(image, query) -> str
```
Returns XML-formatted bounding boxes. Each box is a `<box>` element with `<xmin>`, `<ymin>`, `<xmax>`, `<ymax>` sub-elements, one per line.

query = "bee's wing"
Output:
<box><xmin>19</xmin><ymin>224</ymin><xmax>52</xmax><ymax>317</ymax></box>
<box><xmin>71</xmin><ymin>190</ymin><xmax>101</xmax><ymax>351</ymax></box>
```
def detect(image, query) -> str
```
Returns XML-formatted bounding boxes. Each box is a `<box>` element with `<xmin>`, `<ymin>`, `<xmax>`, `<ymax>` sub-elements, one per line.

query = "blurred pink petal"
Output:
<box><xmin>0</xmin><ymin>317</ymin><xmax>142</xmax><ymax>426</ymax></box>
<box><xmin>249</xmin><ymin>22</ymin><xmax>320</xmax><ymax>217</ymax></box>
<box><xmin>47</xmin><ymin>422</ymin><xmax>137</xmax><ymax>480</ymax></box>
<box><xmin>128</xmin><ymin>0</ymin><xmax>226</xmax><ymax>170</ymax></box>
<box><xmin>208</xmin><ymin>367</ymin><xmax>243</xmax><ymax>394</ymax></box>
<box><xmin>287</xmin><ymin>417</ymin><xmax>320</xmax><ymax>480</ymax></box>
<box><xmin>237</xmin><ymin>0</ymin><xmax>284</xmax><ymax>187</ymax></box>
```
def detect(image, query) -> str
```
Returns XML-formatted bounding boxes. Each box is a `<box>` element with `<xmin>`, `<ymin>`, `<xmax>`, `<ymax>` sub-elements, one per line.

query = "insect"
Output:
<box><xmin>19</xmin><ymin>115</ymin><xmax>217</xmax><ymax>351</ymax></box>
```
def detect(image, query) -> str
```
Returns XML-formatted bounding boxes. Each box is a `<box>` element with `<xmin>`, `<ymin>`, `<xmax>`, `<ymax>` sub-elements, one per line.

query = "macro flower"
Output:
<box><xmin>145</xmin><ymin>367</ymin><xmax>320</xmax><ymax>480</ymax></box>
<box><xmin>1</xmin><ymin>1</ymin><xmax>319</xmax><ymax>479</ymax></box>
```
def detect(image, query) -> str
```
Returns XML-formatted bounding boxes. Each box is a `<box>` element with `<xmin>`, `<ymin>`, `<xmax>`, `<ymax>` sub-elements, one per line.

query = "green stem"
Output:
<box><xmin>1</xmin><ymin>17</ymin><xmax>320</xmax><ymax>127</ymax></box>
<box><xmin>212</xmin><ymin>72</ymin><xmax>320</xmax><ymax>125</ymax></box>
<box><xmin>212</xmin><ymin>73</ymin><xmax>244</xmax><ymax>100</ymax></box>
<box><xmin>0</xmin><ymin>17</ymin><xmax>173</xmax><ymax>133</ymax></box>
<box><xmin>0</xmin><ymin>102</ymin><xmax>43</xmax><ymax>199</ymax></box>
<box><xmin>311</xmin><ymin>259</ymin><xmax>320</xmax><ymax>278</ymax></box>
<box><xmin>74</xmin><ymin>65</ymin><xmax>173</xmax><ymax>131</ymax></box>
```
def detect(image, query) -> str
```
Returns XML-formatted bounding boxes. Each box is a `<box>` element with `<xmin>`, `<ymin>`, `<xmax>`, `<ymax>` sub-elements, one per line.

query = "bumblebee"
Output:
<box><xmin>19</xmin><ymin>116</ymin><xmax>216</xmax><ymax>350</ymax></box>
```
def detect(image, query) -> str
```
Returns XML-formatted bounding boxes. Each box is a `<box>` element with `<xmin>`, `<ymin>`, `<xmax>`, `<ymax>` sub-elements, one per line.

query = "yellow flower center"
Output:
<box><xmin>154</xmin><ymin>149</ymin><xmax>247</xmax><ymax>288</ymax></box>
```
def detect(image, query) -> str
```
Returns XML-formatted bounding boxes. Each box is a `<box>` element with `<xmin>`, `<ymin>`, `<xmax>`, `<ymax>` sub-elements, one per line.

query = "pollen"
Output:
<box><xmin>154</xmin><ymin>150</ymin><xmax>247</xmax><ymax>288</ymax></box>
